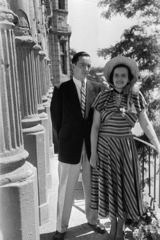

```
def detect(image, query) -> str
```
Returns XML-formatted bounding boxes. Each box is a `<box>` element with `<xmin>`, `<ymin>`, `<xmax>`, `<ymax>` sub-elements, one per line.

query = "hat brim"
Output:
<box><xmin>104</xmin><ymin>56</ymin><xmax>139</xmax><ymax>85</ymax></box>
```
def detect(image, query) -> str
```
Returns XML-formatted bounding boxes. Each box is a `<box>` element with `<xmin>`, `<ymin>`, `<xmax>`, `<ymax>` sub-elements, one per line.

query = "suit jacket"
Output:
<box><xmin>50</xmin><ymin>79</ymin><xmax>105</xmax><ymax>164</ymax></box>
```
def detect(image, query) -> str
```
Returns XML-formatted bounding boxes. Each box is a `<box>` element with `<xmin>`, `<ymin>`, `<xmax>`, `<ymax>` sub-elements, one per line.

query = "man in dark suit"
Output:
<box><xmin>50</xmin><ymin>52</ymin><xmax>106</xmax><ymax>240</ymax></box>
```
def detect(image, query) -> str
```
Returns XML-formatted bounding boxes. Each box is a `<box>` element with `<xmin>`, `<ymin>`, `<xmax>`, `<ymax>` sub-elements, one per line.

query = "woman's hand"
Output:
<box><xmin>90</xmin><ymin>109</ymin><xmax>100</xmax><ymax>169</ymax></box>
<box><xmin>90</xmin><ymin>153</ymin><xmax>99</xmax><ymax>169</ymax></box>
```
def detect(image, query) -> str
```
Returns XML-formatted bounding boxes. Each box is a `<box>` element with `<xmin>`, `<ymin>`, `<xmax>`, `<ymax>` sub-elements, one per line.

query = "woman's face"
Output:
<box><xmin>113</xmin><ymin>67</ymin><xmax>129</xmax><ymax>92</ymax></box>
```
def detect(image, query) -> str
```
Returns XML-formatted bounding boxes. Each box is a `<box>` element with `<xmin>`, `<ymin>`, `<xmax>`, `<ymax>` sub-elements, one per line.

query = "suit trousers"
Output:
<box><xmin>56</xmin><ymin>144</ymin><xmax>98</xmax><ymax>233</ymax></box>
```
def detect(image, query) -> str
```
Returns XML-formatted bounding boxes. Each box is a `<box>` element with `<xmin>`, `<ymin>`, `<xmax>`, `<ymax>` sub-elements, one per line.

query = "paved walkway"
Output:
<box><xmin>39</xmin><ymin>155</ymin><xmax>111</xmax><ymax>240</ymax></box>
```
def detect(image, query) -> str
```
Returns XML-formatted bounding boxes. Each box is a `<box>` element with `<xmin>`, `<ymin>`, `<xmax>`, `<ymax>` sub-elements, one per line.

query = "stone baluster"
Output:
<box><xmin>0</xmin><ymin>1</ymin><xmax>39</xmax><ymax>239</ymax></box>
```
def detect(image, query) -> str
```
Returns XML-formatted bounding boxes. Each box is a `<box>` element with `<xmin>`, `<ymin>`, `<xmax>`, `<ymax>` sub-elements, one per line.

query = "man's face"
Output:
<box><xmin>72</xmin><ymin>56</ymin><xmax>91</xmax><ymax>81</ymax></box>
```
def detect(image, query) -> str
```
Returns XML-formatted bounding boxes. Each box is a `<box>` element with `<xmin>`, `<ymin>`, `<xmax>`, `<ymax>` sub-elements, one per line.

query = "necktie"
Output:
<box><xmin>81</xmin><ymin>81</ymin><xmax>86</xmax><ymax>117</ymax></box>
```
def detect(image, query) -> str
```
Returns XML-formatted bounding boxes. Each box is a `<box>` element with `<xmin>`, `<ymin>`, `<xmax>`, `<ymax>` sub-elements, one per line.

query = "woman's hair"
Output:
<box><xmin>109</xmin><ymin>64</ymin><xmax>133</xmax><ymax>84</ymax></box>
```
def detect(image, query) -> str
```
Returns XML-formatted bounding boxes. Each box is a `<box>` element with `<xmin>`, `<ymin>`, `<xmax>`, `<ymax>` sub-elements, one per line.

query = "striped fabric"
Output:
<box><xmin>81</xmin><ymin>81</ymin><xmax>86</xmax><ymax>117</ymax></box>
<box><xmin>90</xmin><ymin>90</ymin><xmax>147</xmax><ymax>221</ymax></box>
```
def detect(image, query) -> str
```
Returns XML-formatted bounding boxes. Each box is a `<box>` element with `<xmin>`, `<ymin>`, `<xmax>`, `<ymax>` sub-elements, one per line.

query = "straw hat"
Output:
<box><xmin>103</xmin><ymin>56</ymin><xmax>139</xmax><ymax>94</ymax></box>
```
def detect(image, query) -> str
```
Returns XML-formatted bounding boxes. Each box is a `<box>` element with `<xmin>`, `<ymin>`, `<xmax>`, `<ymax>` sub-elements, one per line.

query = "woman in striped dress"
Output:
<box><xmin>90</xmin><ymin>56</ymin><xmax>160</xmax><ymax>240</ymax></box>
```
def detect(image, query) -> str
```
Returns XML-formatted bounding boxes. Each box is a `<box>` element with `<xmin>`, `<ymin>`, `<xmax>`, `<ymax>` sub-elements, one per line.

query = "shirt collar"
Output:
<box><xmin>73</xmin><ymin>76</ymin><xmax>86</xmax><ymax>88</ymax></box>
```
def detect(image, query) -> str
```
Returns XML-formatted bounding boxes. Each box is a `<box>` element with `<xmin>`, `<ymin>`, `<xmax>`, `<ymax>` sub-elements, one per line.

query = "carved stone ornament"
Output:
<box><xmin>15</xmin><ymin>35</ymin><xmax>35</xmax><ymax>46</ymax></box>
<box><xmin>14</xmin><ymin>9</ymin><xmax>30</xmax><ymax>36</ymax></box>
<box><xmin>0</xmin><ymin>0</ymin><xmax>18</xmax><ymax>24</ymax></box>
<box><xmin>57</xmin><ymin>16</ymin><xmax>67</xmax><ymax>30</ymax></box>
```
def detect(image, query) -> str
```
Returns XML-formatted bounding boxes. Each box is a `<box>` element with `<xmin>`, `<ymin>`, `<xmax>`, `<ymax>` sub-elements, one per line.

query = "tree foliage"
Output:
<box><xmin>88</xmin><ymin>67</ymin><xmax>104</xmax><ymax>81</ymax></box>
<box><xmin>139</xmin><ymin>75</ymin><xmax>160</xmax><ymax>121</ymax></box>
<box><xmin>97</xmin><ymin>0</ymin><xmax>160</xmax><ymax>123</ymax></box>
<box><xmin>98</xmin><ymin>0</ymin><xmax>160</xmax><ymax>25</ymax></box>
<box><xmin>98</xmin><ymin>25</ymin><xmax>160</xmax><ymax>72</ymax></box>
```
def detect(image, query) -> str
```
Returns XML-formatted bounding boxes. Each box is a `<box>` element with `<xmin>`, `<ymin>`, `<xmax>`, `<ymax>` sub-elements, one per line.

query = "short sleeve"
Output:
<box><xmin>132</xmin><ymin>91</ymin><xmax>147</xmax><ymax>114</ymax></box>
<box><xmin>92</xmin><ymin>90</ymin><xmax>110</xmax><ymax>113</ymax></box>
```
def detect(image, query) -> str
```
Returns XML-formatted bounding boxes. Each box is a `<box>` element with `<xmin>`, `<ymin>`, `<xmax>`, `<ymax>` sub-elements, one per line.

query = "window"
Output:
<box><xmin>60</xmin><ymin>41</ymin><xmax>67</xmax><ymax>74</ymax></box>
<box><xmin>59</xmin><ymin>0</ymin><xmax>65</xmax><ymax>9</ymax></box>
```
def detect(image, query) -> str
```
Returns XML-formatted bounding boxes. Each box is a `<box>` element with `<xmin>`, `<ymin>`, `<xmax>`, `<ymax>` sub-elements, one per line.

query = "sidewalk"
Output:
<box><xmin>39</xmin><ymin>155</ymin><xmax>110</xmax><ymax>240</ymax></box>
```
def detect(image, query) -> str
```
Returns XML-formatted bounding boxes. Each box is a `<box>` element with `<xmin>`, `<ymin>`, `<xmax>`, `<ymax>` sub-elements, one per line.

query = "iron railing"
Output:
<box><xmin>134</xmin><ymin>136</ymin><xmax>160</xmax><ymax>210</ymax></box>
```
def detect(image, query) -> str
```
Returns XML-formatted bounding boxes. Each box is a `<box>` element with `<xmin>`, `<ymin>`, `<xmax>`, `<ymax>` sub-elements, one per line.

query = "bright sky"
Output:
<box><xmin>68</xmin><ymin>0</ymin><xmax>137</xmax><ymax>68</ymax></box>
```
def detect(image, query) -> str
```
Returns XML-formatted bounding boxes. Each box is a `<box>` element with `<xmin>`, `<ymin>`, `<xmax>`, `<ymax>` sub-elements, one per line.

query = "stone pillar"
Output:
<box><xmin>46</xmin><ymin>58</ymin><xmax>54</xmax><ymax>157</ymax></box>
<box><xmin>53</xmin><ymin>34</ymin><xmax>61</xmax><ymax>83</ymax></box>
<box><xmin>44</xmin><ymin>58</ymin><xmax>54</xmax><ymax>174</ymax></box>
<box><xmin>15</xmin><ymin>36</ymin><xmax>49</xmax><ymax>225</ymax></box>
<box><xmin>33</xmin><ymin>44</ymin><xmax>45</xmax><ymax>114</ymax></box>
<box><xmin>33</xmin><ymin>46</ymin><xmax>52</xmax><ymax>188</ymax></box>
<box><xmin>46</xmin><ymin>58</ymin><xmax>51</xmax><ymax>96</ymax></box>
<box><xmin>66</xmin><ymin>36</ymin><xmax>71</xmax><ymax>76</ymax></box>
<box><xmin>39</xmin><ymin>51</ymin><xmax>48</xmax><ymax>103</ymax></box>
<box><xmin>0</xmin><ymin>1</ymin><xmax>39</xmax><ymax>239</ymax></box>
<box><xmin>39</xmin><ymin>51</ymin><xmax>52</xmax><ymax>189</ymax></box>
<box><xmin>46</xmin><ymin>58</ymin><xmax>53</xmax><ymax>98</ymax></box>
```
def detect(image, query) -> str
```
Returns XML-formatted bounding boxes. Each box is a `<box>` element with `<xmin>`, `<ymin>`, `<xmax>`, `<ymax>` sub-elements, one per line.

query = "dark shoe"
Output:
<box><xmin>88</xmin><ymin>222</ymin><xmax>106</xmax><ymax>234</ymax></box>
<box><xmin>116</xmin><ymin>230</ymin><xmax>125</xmax><ymax>240</ymax></box>
<box><xmin>109</xmin><ymin>233</ymin><xmax>116</xmax><ymax>240</ymax></box>
<box><xmin>52</xmin><ymin>231</ymin><xmax>66</xmax><ymax>240</ymax></box>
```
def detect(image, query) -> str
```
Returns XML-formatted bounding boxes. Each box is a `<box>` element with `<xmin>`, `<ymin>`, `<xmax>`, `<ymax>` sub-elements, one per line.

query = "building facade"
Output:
<box><xmin>49</xmin><ymin>0</ymin><xmax>71</xmax><ymax>84</ymax></box>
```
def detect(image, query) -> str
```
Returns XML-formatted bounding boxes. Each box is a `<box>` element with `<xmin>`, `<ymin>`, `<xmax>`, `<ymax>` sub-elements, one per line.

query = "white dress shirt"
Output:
<box><xmin>73</xmin><ymin>76</ymin><xmax>86</xmax><ymax>103</ymax></box>
<box><xmin>73</xmin><ymin>77</ymin><xmax>87</xmax><ymax>153</ymax></box>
